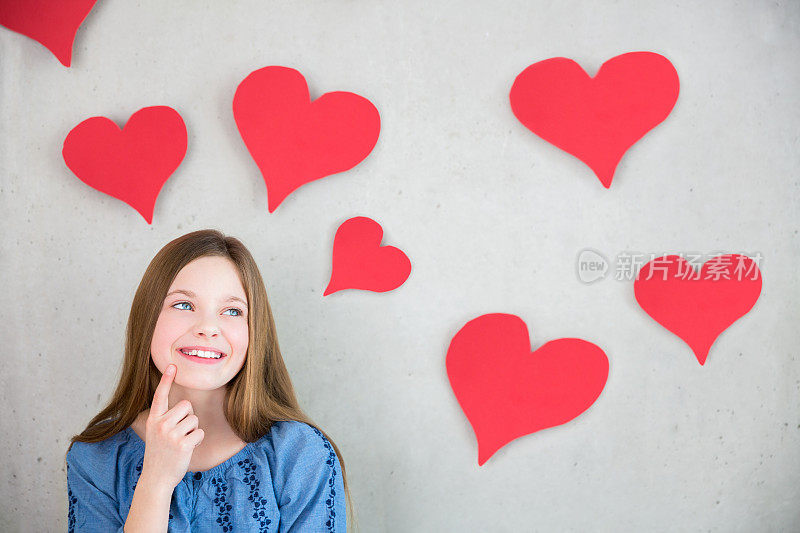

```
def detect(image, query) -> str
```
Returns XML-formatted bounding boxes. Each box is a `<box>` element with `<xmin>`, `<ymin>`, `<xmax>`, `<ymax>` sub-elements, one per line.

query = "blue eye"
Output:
<box><xmin>172</xmin><ymin>301</ymin><xmax>243</xmax><ymax>317</ymax></box>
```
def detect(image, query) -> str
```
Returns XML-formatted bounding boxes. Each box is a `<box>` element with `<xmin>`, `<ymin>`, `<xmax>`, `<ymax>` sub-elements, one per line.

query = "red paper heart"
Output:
<box><xmin>634</xmin><ymin>255</ymin><xmax>762</xmax><ymax>365</ymax></box>
<box><xmin>233</xmin><ymin>66</ymin><xmax>380</xmax><ymax>212</ymax></box>
<box><xmin>324</xmin><ymin>216</ymin><xmax>411</xmax><ymax>295</ymax></box>
<box><xmin>62</xmin><ymin>106</ymin><xmax>187</xmax><ymax>224</ymax></box>
<box><xmin>0</xmin><ymin>0</ymin><xmax>98</xmax><ymax>67</ymax></box>
<box><xmin>509</xmin><ymin>51</ymin><xmax>679</xmax><ymax>188</ymax></box>
<box><xmin>446</xmin><ymin>314</ymin><xmax>609</xmax><ymax>465</ymax></box>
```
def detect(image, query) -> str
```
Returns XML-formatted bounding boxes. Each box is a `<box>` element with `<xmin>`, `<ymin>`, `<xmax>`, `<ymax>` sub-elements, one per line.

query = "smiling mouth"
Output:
<box><xmin>178</xmin><ymin>348</ymin><xmax>227</xmax><ymax>359</ymax></box>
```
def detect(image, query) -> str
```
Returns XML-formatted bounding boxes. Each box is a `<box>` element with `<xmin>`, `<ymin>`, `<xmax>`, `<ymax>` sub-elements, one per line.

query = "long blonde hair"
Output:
<box><xmin>65</xmin><ymin>229</ymin><xmax>355</xmax><ymax>529</ymax></box>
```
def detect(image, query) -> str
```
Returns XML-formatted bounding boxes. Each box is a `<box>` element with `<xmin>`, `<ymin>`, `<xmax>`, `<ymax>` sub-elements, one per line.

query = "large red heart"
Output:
<box><xmin>509</xmin><ymin>51</ymin><xmax>679</xmax><ymax>188</ymax></box>
<box><xmin>634</xmin><ymin>255</ymin><xmax>762</xmax><ymax>365</ymax></box>
<box><xmin>62</xmin><ymin>106</ymin><xmax>187</xmax><ymax>224</ymax></box>
<box><xmin>324</xmin><ymin>216</ymin><xmax>411</xmax><ymax>295</ymax></box>
<box><xmin>0</xmin><ymin>0</ymin><xmax>98</xmax><ymax>67</ymax></box>
<box><xmin>233</xmin><ymin>66</ymin><xmax>381</xmax><ymax>212</ymax></box>
<box><xmin>446</xmin><ymin>313</ymin><xmax>609</xmax><ymax>465</ymax></box>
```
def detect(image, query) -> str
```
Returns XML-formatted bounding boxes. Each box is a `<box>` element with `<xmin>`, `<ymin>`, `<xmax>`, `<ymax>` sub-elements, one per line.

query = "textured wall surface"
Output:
<box><xmin>1</xmin><ymin>1</ymin><xmax>798</xmax><ymax>531</ymax></box>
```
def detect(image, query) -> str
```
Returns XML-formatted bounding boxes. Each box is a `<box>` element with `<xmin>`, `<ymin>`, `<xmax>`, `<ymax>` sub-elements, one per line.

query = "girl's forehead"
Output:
<box><xmin>170</xmin><ymin>256</ymin><xmax>246</xmax><ymax>294</ymax></box>
<box><xmin>177</xmin><ymin>255</ymin><xmax>237</xmax><ymax>275</ymax></box>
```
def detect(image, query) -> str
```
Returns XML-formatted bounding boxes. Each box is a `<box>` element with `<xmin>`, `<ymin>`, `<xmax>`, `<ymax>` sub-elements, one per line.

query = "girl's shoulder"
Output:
<box><xmin>265</xmin><ymin>420</ymin><xmax>335</xmax><ymax>456</ymax></box>
<box><xmin>66</xmin><ymin>426</ymin><xmax>138</xmax><ymax>465</ymax></box>
<box><xmin>65</xmin><ymin>427</ymin><xmax>142</xmax><ymax>495</ymax></box>
<box><xmin>262</xmin><ymin>420</ymin><xmax>340</xmax><ymax>475</ymax></box>
<box><xmin>266</xmin><ymin>419</ymin><xmax>327</xmax><ymax>442</ymax></box>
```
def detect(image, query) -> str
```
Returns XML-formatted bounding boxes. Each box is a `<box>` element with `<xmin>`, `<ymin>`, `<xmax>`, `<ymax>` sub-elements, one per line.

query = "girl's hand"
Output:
<box><xmin>141</xmin><ymin>364</ymin><xmax>205</xmax><ymax>490</ymax></box>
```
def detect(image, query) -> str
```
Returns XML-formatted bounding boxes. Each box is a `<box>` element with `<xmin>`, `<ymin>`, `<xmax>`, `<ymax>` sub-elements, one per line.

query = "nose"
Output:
<box><xmin>193</xmin><ymin>312</ymin><xmax>220</xmax><ymax>337</ymax></box>
<box><xmin>195</xmin><ymin>326</ymin><xmax>219</xmax><ymax>338</ymax></box>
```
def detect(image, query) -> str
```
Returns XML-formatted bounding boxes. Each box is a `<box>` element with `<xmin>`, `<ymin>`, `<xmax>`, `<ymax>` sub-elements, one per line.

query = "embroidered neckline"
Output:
<box><xmin>124</xmin><ymin>426</ymin><xmax>270</xmax><ymax>483</ymax></box>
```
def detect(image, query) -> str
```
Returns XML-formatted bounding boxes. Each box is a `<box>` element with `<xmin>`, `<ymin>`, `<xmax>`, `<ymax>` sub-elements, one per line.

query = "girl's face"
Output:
<box><xmin>150</xmin><ymin>255</ymin><xmax>250</xmax><ymax>389</ymax></box>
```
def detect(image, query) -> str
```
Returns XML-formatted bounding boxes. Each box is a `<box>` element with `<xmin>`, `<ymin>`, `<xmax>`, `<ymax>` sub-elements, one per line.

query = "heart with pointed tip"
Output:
<box><xmin>447</xmin><ymin>313</ymin><xmax>609</xmax><ymax>465</ymax></box>
<box><xmin>324</xmin><ymin>216</ymin><xmax>410</xmax><ymax>295</ymax></box>
<box><xmin>62</xmin><ymin>106</ymin><xmax>187</xmax><ymax>224</ymax></box>
<box><xmin>510</xmin><ymin>51</ymin><xmax>679</xmax><ymax>188</ymax></box>
<box><xmin>233</xmin><ymin>66</ymin><xmax>380</xmax><ymax>212</ymax></box>
<box><xmin>634</xmin><ymin>254</ymin><xmax>762</xmax><ymax>365</ymax></box>
<box><xmin>0</xmin><ymin>0</ymin><xmax>98</xmax><ymax>67</ymax></box>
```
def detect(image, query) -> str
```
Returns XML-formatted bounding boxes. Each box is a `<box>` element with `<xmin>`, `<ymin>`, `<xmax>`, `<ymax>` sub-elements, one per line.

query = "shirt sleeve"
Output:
<box><xmin>270</xmin><ymin>422</ymin><xmax>347</xmax><ymax>533</ymax></box>
<box><xmin>66</xmin><ymin>443</ymin><xmax>125</xmax><ymax>533</ymax></box>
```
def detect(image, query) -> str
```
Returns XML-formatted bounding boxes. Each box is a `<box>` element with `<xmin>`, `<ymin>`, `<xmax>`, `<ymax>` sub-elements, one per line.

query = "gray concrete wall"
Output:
<box><xmin>1</xmin><ymin>0</ymin><xmax>798</xmax><ymax>531</ymax></box>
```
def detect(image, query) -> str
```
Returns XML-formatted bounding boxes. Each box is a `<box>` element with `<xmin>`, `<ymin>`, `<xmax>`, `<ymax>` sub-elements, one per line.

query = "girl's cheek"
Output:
<box><xmin>163</xmin><ymin>312</ymin><xmax>191</xmax><ymax>328</ymax></box>
<box><xmin>232</xmin><ymin>325</ymin><xmax>249</xmax><ymax>351</ymax></box>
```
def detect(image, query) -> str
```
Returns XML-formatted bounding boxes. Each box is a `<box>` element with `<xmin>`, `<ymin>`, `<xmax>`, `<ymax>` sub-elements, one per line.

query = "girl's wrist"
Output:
<box><xmin>137</xmin><ymin>469</ymin><xmax>175</xmax><ymax>498</ymax></box>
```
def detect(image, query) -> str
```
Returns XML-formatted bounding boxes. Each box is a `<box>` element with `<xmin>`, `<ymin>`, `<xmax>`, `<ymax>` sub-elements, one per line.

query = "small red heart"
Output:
<box><xmin>324</xmin><ymin>216</ymin><xmax>411</xmax><ymax>295</ymax></box>
<box><xmin>446</xmin><ymin>314</ymin><xmax>609</xmax><ymax>465</ymax></box>
<box><xmin>233</xmin><ymin>66</ymin><xmax>380</xmax><ymax>212</ymax></box>
<box><xmin>634</xmin><ymin>255</ymin><xmax>762</xmax><ymax>365</ymax></box>
<box><xmin>62</xmin><ymin>106</ymin><xmax>187</xmax><ymax>224</ymax></box>
<box><xmin>509</xmin><ymin>51</ymin><xmax>679</xmax><ymax>188</ymax></box>
<box><xmin>0</xmin><ymin>0</ymin><xmax>98</xmax><ymax>67</ymax></box>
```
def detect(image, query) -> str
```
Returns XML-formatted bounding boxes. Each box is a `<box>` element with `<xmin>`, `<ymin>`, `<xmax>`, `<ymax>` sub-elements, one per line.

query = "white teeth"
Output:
<box><xmin>182</xmin><ymin>349</ymin><xmax>222</xmax><ymax>359</ymax></box>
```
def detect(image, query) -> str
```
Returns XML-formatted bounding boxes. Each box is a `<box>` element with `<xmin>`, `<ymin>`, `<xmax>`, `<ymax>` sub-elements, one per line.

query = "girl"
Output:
<box><xmin>65</xmin><ymin>229</ymin><xmax>353</xmax><ymax>532</ymax></box>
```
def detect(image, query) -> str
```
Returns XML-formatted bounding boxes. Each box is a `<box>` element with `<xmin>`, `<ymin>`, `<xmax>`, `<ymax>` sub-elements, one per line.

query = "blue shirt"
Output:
<box><xmin>66</xmin><ymin>420</ymin><xmax>346</xmax><ymax>532</ymax></box>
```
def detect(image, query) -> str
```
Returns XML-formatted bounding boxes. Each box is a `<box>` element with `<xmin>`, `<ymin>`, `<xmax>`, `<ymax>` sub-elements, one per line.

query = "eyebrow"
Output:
<box><xmin>165</xmin><ymin>289</ymin><xmax>248</xmax><ymax>308</ymax></box>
